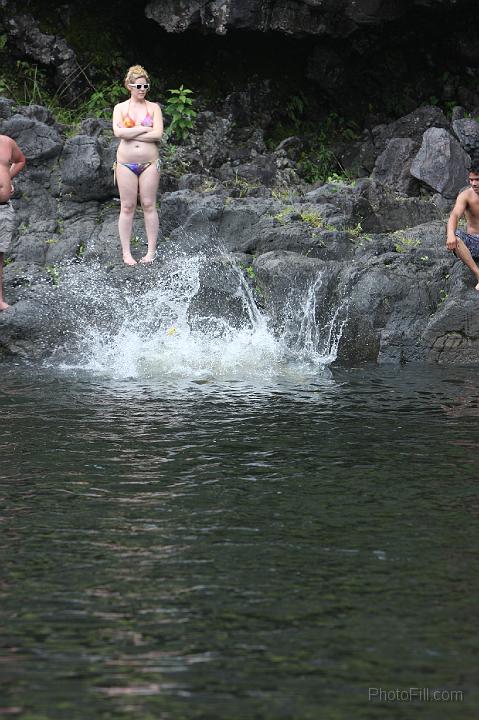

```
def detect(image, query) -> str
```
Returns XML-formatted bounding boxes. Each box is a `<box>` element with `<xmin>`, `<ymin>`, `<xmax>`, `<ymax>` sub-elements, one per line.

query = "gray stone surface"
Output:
<box><xmin>60</xmin><ymin>135</ymin><xmax>118</xmax><ymax>201</ymax></box>
<box><xmin>371</xmin><ymin>138</ymin><xmax>420</xmax><ymax>196</ymax></box>
<box><xmin>410</xmin><ymin>128</ymin><xmax>470</xmax><ymax>198</ymax></box>
<box><xmin>452</xmin><ymin>117</ymin><xmax>479</xmax><ymax>156</ymax></box>
<box><xmin>144</xmin><ymin>0</ymin><xmax>457</xmax><ymax>37</ymax></box>
<box><xmin>2</xmin><ymin>97</ymin><xmax>479</xmax><ymax>367</ymax></box>
<box><xmin>0</xmin><ymin>114</ymin><xmax>63</xmax><ymax>160</ymax></box>
<box><xmin>3</xmin><ymin>12</ymin><xmax>85</xmax><ymax>103</ymax></box>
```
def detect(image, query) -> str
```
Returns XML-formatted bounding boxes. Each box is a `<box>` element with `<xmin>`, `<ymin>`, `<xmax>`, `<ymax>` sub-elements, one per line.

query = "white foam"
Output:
<box><xmin>49</xmin><ymin>252</ymin><xmax>346</xmax><ymax>380</ymax></box>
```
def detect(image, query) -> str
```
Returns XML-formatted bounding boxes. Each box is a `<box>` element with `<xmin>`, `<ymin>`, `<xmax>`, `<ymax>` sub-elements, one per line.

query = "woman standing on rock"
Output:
<box><xmin>112</xmin><ymin>65</ymin><xmax>163</xmax><ymax>265</ymax></box>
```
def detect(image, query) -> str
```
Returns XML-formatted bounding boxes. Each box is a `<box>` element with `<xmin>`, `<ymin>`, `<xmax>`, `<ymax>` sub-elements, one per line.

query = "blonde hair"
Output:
<box><xmin>124</xmin><ymin>64</ymin><xmax>150</xmax><ymax>89</ymax></box>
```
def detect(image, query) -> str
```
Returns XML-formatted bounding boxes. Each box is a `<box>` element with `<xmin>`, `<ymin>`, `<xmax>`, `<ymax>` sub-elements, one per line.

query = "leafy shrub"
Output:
<box><xmin>164</xmin><ymin>85</ymin><xmax>197</xmax><ymax>141</ymax></box>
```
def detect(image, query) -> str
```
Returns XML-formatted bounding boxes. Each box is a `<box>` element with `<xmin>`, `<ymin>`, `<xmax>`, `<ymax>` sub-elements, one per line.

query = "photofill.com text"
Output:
<box><xmin>368</xmin><ymin>688</ymin><xmax>464</xmax><ymax>703</ymax></box>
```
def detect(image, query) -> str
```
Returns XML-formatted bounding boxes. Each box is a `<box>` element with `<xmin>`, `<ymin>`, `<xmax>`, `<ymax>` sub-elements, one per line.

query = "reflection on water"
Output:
<box><xmin>1</xmin><ymin>363</ymin><xmax>479</xmax><ymax>718</ymax></box>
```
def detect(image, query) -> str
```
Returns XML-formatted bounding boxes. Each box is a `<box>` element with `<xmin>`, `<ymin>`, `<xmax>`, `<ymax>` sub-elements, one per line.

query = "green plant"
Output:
<box><xmin>273</xmin><ymin>206</ymin><xmax>295</xmax><ymax>224</ymax></box>
<box><xmin>201</xmin><ymin>178</ymin><xmax>219</xmax><ymax>193</ymax></box>
<box><xmin>161</xmin><ymin>142</ymin><xmax>191</xmax><ymax>178</ymax></box>
<box><xmin>346</xmin><ymin>222</ymin><xmax>363</xmax><ymax>238</ymax></box>
<box><xmin>164</xmin><ymin>85</ymin><xmax>197</xmax><ymax>141</ymax></box>
<box><xmin>299</xmin><ymin>209</ymin><xmax>323</xmax><ymax>228</ymax></box>
<box><xmin>393</xmin><ymin>233</ymin><xmax>421</xmax><ymax>253</ymax></box>
<box><xmin>16</xmin><ymin>60</ymin><xmax>47</xmax><ymax>105</ymax></box>
<box><xmin>83</xmin><ymin>81</ymin><xmax>124</xmax><ymax>118</ymax></box>
<box><xmin>327</xmin><ymin>171</ymin><xmax>356</xmax><ymax>186</ymax></box>
<box><xmin>226</xmin><ymin>172</ymin><xmax>260</xmax><ymax>198</ymax></box>
<box><xmin>298</xmin><ymin>145</ymin><xmax>337</xmax><ymax>185</ymax></box>
<box><xmin>45</xmin><ymin>265</ymin><xmax>60</xmax><ymax>286</ymax></box>
<box><xmin>285</xmin><ymin>92</ymin><xmax>308</xmax><ymax>130</ymax></box>
<box><xmin>271</xmin><ymin>188</ymin><xmax>299</xmax><ymax>202</ymax></box>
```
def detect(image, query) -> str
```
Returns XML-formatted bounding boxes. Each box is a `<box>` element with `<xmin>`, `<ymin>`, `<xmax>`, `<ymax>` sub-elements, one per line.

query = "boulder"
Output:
<box><xmin>0</xmin><ymin>298</ymin><xmax>48</xmax><ymax>358</ymax></box>
<box><xmin>371</xmin><ymin>138</ymin><xmax>420</xmax><ymax>196</ymax></box>
<box><xmin>452</xmin><ymin>117</ymin><xmax>479</xmax><ymax>156</ymax></box>
<box><xmin>423</xmin><ymin>297</ymin><xmax>479</xmax><ymax>364</ymax></box>
<box><xmin>0</xmin><ymin>114</ymin><xmax>63</xmax><ymax>160</ymax></box>
<box><xmin>345</xmin><ymin>106</ymin><xmax>450</xmax><ymax>175</ymax></box>
<box><xmin>60</xmin><ymin>135</ymin><xmax>118</xmax><ymax>201</ymax></box>
<box><xmin>4</xmin><ymin>12</ymin><xmax>84</xmax><ymax>103</ymax></box>
<box><xmin>372</xmin><ymin>106</ymin><xmax>450</xmax><ymax>152</ymax></box>
<box><xmin>410</xmin><ymin>127</ymin><xmax>470</xmax><ymax>198</ymax></box>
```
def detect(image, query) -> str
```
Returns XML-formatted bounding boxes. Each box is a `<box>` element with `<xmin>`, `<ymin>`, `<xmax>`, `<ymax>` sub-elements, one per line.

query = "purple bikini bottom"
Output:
<box><xmin>121</xmin><ymin>162</ymin><xmax>151</xmax><ymax>176</ymax></box>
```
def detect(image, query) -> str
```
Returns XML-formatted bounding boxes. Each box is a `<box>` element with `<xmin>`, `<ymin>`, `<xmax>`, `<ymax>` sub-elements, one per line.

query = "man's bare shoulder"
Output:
<box><xmin>461</xmin><ymin>187</ymin><xmax>479</xmax><ymax>205</ymax></box>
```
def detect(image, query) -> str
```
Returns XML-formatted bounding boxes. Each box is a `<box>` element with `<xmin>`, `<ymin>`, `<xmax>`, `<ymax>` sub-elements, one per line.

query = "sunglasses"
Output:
<box><xmin>129</xmin><ymin>83</ymin><xmax>150</xmax><ymax>90</ymax></box>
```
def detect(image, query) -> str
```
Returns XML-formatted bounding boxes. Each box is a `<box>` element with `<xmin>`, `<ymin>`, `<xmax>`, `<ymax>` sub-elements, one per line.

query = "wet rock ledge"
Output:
<box><xmin>0</xmin><ymin>94</ymin><xmax>478</xmax><ymax>366</ymax></box>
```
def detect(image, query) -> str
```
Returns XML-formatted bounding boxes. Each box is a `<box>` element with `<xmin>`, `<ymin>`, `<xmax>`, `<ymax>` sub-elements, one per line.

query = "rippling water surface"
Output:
<box><xmin>1</xmin><ymin>362</ymin><xmax>479</xmax><ymax>719</ymax></box>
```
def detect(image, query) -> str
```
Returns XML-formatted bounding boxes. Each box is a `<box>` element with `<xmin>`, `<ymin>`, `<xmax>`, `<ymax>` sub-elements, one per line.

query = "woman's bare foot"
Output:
<box><xmin>0</xmin><ymin>300</ymin><xmax>11</xmax><ymax>311</ymax></box>
<box><xmin>475</xmin><ymin>281</ymin><xmax>479</xmax><ymax>291</ymax></box>
<box><xmin>123</xmin><ymin>255</ymin><xmax>137</xmax><ymax>266</ymax></box>
<box><xmin>139</xmin><ymin>254</ymin><xmax>155</xmax><ymax>264</ymax></box>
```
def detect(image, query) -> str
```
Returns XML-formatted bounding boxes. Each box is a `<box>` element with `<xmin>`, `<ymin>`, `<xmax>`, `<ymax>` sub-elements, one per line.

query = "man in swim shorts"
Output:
<box><xmin>0</xmin><ymin>135</ymin><xmax>25</xmax><ymax>310</ymax></box>
<box><xmin>446</xmin><ymin>161</ymin><xmax>479</xmax><ymax>290</ymax></box>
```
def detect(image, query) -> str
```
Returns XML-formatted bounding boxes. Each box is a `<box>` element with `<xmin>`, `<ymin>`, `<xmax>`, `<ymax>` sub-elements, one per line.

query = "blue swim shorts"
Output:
<box><xmin>455</xmin><ymin>228</ymin><xmax>479</xmax><ymax>259</ymax></box>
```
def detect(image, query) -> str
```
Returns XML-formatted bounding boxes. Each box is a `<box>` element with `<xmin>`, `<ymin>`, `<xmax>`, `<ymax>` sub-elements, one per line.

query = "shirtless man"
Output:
<box><xmin>0</xmin><ymin>135</ymin><xmax>25</xmax><ymax>310</ymax></box>
<box><xmin>446</xmin><ymin>162</ymin><xmax>479</xmax><ymax>290</ymax></box>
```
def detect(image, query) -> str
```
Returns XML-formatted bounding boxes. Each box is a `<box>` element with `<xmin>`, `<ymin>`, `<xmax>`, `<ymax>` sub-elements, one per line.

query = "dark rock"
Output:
<box><xmin>274</xmin><ymin>136</ymin><xmax>304</xmax><ymax>162</ymax></box>
<box><xmin>452</xmin><ymin>117</ymin><xmax>479</xmax><ymax>156</ymax></box>
<box><xmin>18</xmin><ymin>104</ymin><xmax>57</xmax><ymax>125</ymax></box>
<box><xmin>60</xmin><ymin>135</ymin><xmax>117</xmax><ymax>201</ymax></box>
<box><xmin>218</xmin><ymin>155</ymin><xmax>277</xmax><ymax>188</ymax></box>
<box><xmin>188</xmin><ymin>255</ymin><xmax>254</xmax><ymax>330</ymax></box>
<box><xmin>357</xmin><ymin>179</ymin><xmax>443</xmax><ymax>232</ymax></box>
<box><xmin>307</xmin><ymin>45</ymin><xmax>348</xmax><ymax>91</ymax></box>
<box><xmin>193</xmin><ymin>112</ymin><xmax>233</xmax><ymax>168</ymax></box>
<box><xmin>144</xmin><ymin>0</ymin><xmax>433</xmax><ymax>37</ymax></box>
<box><xmin>410</xmin><ymin>128</ymin><xmax>470</xmax><ymax>198</ymax></box>
<box><xmin>0</xmin><ymin>96</ymin><xmax>14</xmax><ymax>119</ymax></box>
<box><xmin>0</xmin><ymin>298</ymin><xmax>47</xmax><ymax>358</ymax></box>
<box><xmin>78</xmin><ymin>118</ymin><xmax>112</xmax><ymax>138</ymax></box>
<box><xmin>252</xmin><ymin>250</ymin><xmax>346</xmax><ymax>360</ymax></box>
<box><xmin>372</xmin><ymin>106</ymin><xmax>450</xmax><ymax>151</ymax></box>
<box><xmin>335</xmin><ymin>308</ymin><xmax>380</xmax><ymax>365</ymax></box>
<box><xmin>345</xmin><ymin>106</ymin><xmax>450</xmax><ymax>175</ymax></box>
<box><xmin>222</xmin><ymin>82</ymin><xmax>273</xmax><ymax>128</ymax></box>
<box><xmin>451</xmin><ymin>106</ymin><xmax>466</xmax><ymax>122</ymax></box>
<box><xmin>0</xmin><ymin>114</ymin><xmax>63</xmax><ymax>160</ymax></box>
<box><xmin>423</xmin><ymin>298</ymin><xmax>479</xmax><ymax>364</ymax></box>
<box><xmin>4</xmin><ymin>12</ymin><xmax>84</xmax><ymax>103</ymax></box>
<box><xmin>178</xmin><ymin>173</ymin><xmax>209</xmax><ymax>191</ymax></box>
<box><xmin>371</xmin><ymin>138</ymin><xmax>420</xmax><ymax>196</ymax></box>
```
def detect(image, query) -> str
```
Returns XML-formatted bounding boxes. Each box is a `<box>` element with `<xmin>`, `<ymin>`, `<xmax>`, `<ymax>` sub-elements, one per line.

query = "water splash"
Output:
<box><xmin>48</xmin><ymin>251</ymin><xmax>346</xmax><ymax>380</ymax></box>
<box><xmin>282</xmin><ymin>274</ymin><xmax>348</xmax><ymax>366</ymax></box>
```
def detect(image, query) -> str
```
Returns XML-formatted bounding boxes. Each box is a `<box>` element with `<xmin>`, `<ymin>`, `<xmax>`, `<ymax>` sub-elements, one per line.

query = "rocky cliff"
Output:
<box><xmin>1</xmin><ymin>0</ymin><xmax>479</xmax><ymax>366</ymax></box>
<box><xmin>0</xmin><ymin>91</ymin><xmax>478</xmax><ymax>366</ymax></box>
